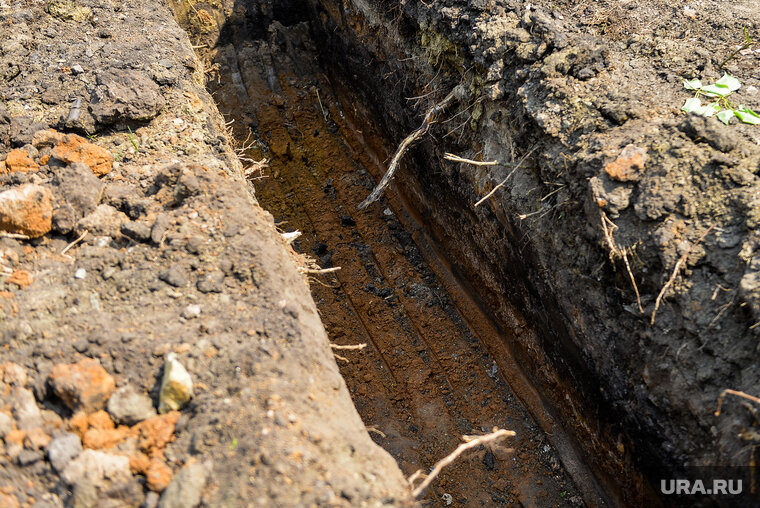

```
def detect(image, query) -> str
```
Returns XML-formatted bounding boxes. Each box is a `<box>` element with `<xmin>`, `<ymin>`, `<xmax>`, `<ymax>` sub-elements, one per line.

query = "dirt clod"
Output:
<box><xmin>49</xmin><ymin>359</ymin><xmax>116</xmax><ymax>413</ymax></box>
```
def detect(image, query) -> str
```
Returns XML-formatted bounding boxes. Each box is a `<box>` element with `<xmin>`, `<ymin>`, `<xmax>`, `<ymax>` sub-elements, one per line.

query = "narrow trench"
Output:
<box><xmin>179</xmin><ymin>5</ymin><xmax>600</xmax><ymax>507</ymax></box>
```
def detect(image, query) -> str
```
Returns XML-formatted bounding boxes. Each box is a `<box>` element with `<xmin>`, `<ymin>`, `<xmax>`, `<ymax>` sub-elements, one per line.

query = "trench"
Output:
<box><xmin>172</xmin><ymin>1</ymin><xmax>623</xmax><ymax>506</ymax></box>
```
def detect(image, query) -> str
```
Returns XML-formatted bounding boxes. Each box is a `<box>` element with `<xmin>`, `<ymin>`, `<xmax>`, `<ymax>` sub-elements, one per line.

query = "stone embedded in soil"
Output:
<box><xmin>4</xmin><ymin>149</ymin><xmax>39</xmax><ymax>173</ymax></box>
<box><xmin>158</xmin><ymin>265</ymin><xmax>188</xmax><ymax>288</ymax></box>
<box><xmin>108</xmin><ymin>384</ymin><xmax>157</xmax><ymax>426</ymax></box>
<box><xmin>90</xmin><ymin>68</ymin><xmax>165</xmax><ymax>124</ymax></box>
<box><xmin>47</xmin><ymin>432</ymin><xmax>83</xmax><ymax>472</ymax></box>
<box><xmin>53</xmin><ymin>162</ymin><xmax>105</xmax><ymax>218</ymax></box>
<box><xmin>50</xmin><ymin>131</ymin><xmax>114</xmax><ymax>176</ymax></box>
<box><xmin>157</xmin><ymin>463</ymin><xmax>207</xmax><ymax>508</ymax></box>
<box><xmin>76</xmin><ymin>204</ymin><xmax>128</xmax><ymax>237</ymax></box>
<box><xmin>0</xmin><ymin>183</ymin><xmax>53</xmax><ymax>238</ymax></box>
<box><xmin>604</xmin><ymin>144</ymin><xmax>647</xmax><ymax>182</ymax></box>
<box><xmin>2</xmin><ymin>362</ymin><xmax>27</xmax><ymax>385</ymax></box>
<box><xmin>11</xmin><ymin>386</ymin><xmax>42</xmax><ymax>430</ymax></box>
<box><xmin>158</xmin><ymin>354</ymin><xmax>193</xmax><ymax>413</ymax></box>
<box><xmin>61</xmin><ymin>449</ymin><xmax>131</xmax><ymax>486</ymax></box>
<box><xmin>0</xmin><ymin>412</ymin><xmax>12</xmax><ymax>438</ymax></box>
<box><xmin>49</xmin><ymin>358</ymin><xmax>116</xmax><ymax>413</ymax></box>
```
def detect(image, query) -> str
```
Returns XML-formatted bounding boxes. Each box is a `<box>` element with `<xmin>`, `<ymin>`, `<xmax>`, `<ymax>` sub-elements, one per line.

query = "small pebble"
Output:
<box><xmin>74</xmin><ymin>268</ymin><xmax>86</xmax><ymax>279</ymax></box>
<box><xmin>181</xmin><ymin>304</ymin><xmax>201</xmax><ymax>319</ymax></box>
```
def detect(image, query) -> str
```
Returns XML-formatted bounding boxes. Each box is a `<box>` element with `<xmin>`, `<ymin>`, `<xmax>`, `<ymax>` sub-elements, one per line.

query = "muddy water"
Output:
<box><xmin>205</xmin><ymin>22</ymin><xmax>588</xmax><ymax>506</ymax></box>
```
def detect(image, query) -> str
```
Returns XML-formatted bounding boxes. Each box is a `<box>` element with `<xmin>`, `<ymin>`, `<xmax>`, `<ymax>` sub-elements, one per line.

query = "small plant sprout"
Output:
<box><xmin>681</xmin><ymin>73</ymin><xmax>760</xmax><ymax>125</ymax></box>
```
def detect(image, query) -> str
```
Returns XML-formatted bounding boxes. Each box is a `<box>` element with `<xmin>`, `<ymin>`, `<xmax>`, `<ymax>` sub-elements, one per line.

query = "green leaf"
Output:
<box><xmin>682</xmin><ymin>97</ymin><xmax>703</xmax><ymax>113</ymax></box>
<box><xmin>717</xmin><ymin>109</ymin><xmax>734</xmax><ymax>125</ymax></box>
<box><xmin>734</xmin><ymin>106</ymin><xmax>760</xmax><ymax>125</ymax></box>
<box><xmin>683</xmin><ymin>79</ymin><xmax>702</xmax><ymax>91</ymax></box>
<box><xmin>715</xmin><ymin>73</ymin><xmax>742</xmax><ymax>92</ymax></box>
<box><xmin>700</xmin><ymin>74</ymin><xmax>741</xmax><ymax>98</ymax></box>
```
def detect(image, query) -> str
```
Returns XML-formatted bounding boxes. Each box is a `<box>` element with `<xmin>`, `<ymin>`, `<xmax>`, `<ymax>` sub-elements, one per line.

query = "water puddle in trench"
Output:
<box><xmin>197</xmin><ymin>19</ymin><xmax>587</xmax><ymax>507</ymax></box>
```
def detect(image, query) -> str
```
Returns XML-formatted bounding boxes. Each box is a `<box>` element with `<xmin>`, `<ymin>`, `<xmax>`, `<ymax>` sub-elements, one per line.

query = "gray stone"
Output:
<box><xmin>90</xmin><ymin>69</ymin><xmax>165</xmax><ymax>124</ymax></box>
<box><xmin>196</xmin><ymin>271</ymin><xmax>224</xmax><ymax>293</ymax></box>
<box><xmin>52</xmin><ymin>162</ymin><xmax>105</xmax><ymax>218</ymax></box>
<box><xmin>0</xmin><ymin>411</ymin><xmax>13</xmax><ymax>437</ymax></box>
<box><xmin>47</xmin><ymin>432</ymin><xmax>83</xmax><ymax>472</ymax></box>
<box><xmin>11</xmin><ymin>386</ymin><xmax>42</xmax><ymax>430</ymax></box>
<box><xmin>157</xmin><ymin>463</ymin><xmax>207</xmax><ymax>508</ymax></box>
<box><xmin>120</xmin><ymin>221</ymin><xmax>152</xmax><ymax>243</ymax></box>
<box><xmin>17</xmin><ymin>448</ymin><xmax>43</xmax><ymax>465</ymax></box>
<box><xmin>143</xmin><ymin>491</ymin><xmax>159</xmax><ymax>508</ymax></box>
<box><xmin>150</xmin><ymin>214</ymin><xmax>170</xmax><ymax>244</ymax></box>
<box><xmin>159</xmin><ymin>265</ymin><xmax>188</xmax><ymax>288</ymax></box>
<box><xmin>61</xmin><ymin>449</ymin><xmax>130</xmax><ymax>486</ymax></box>
<box><xmin>107</xmin><ymin>384</ymin><xmax>156</xmax><ymax>425</ymax></box>
<box><xmin>70</xmin><ymin>479</ymin><xmax>97</xmax><ymax>508</ymax></box>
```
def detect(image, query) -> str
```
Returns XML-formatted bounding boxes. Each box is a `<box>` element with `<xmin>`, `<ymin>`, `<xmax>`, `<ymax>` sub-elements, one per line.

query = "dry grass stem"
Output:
<box><xmin>444</xmin><ymin>153</ymin><xmax>498</xmax><ymax>166</ymax></box>
<box><xmin>715</xmin><ymin>389</ymin><xmax>760</xmax><ymax>416</ymax></box>
<box><xmin>474</xmin><ymin>145</ymin><xmax>538</xmax><ymax>207</ymax></box>
<box><xmin>408</xmin><ymin>428</ymin><xmax>515</xmax><ymax>498</ymax></box>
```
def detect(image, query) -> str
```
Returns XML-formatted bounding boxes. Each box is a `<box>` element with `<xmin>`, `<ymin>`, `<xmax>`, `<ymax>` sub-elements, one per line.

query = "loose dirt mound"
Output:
<box><xmin>0</xmin><ymin>0</ymin><xmax>408</xmax><ymax>506</ymax></box>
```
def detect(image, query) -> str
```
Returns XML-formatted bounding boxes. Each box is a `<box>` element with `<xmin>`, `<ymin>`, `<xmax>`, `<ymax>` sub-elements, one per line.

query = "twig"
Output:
<box><xmin>408</xmin><ymin>428</ymin><xmax>515</xmax><ymax>498</ymax></box>
<box><xmin>333</xmin><ymin>353</ymin><xmax>349</xmax><ymax>363</ymax></box>
<box><xmin>715</xmin><ymin>389</ymin><xmax>760</xmax><ymax>416</ymax></box>
<box><xmin>621</xmin><ymin>248</ymin><xmax>643</xmax><ymax>314</ymax></box>
<box><xmin>330</xmin><ymin>343</ymin><xmax>367</xmax><ymax>350</ymax></box>
<box><xmin>358</xmin><ymin>85</ymin><xmax>464</xmax><ymax>210</ymax></box>
<box><xmin>61</xmin><ymin>230</ymin><xmax>88</xmax><ymax>255</ymax></box>
<box><xmin>443</xmin><ymin>153</ymin><xmax>498</xmax><ymax>166</ymax></box>
<box><xmin>297</xmin><ymin>266</ymin><xmax>342</xmax><ymax>274</ymax></box>
<box><xmin>315</xmin><ymin>89</ymin><xmax>328</xmax><ymax>120</ymax></box>
<box><xmin>0</xmin><ymin>232</ymin><xmax>31</xmax><ymax>240</ymax></box>
<box><xmin>719</xmin><ymin>27</ymin><xmax>753</xmax><ymax>69</ymax></box>
<box><xmin>651</xmin><ymin>226</ymin><xmax>714</xmax><ymax>325</ymax></box>
<box><xmin>366</xmin><ymin>426</ymin><xmax>386</xmax><ymax>438</ymax></box>
<box><xmin>474</xmin><ymin>146</ymin><xmax>538</xmax><ymax>207</ymax></box>
<box><xmin>281</xmin><ymin>231</ymin><xmax>301</xmax><ymax>244</ymax></box>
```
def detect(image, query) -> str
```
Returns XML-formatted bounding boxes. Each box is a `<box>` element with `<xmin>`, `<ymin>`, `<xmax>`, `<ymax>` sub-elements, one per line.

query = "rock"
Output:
<box><xmin>11</xmin><ymin>386</ymin><xmax>43</xmax><ymax>430</ymax></box>
<box><xmin>589</xmin><ymin>176</ymin><xmax>633</xmax><ymax>216</ymax></box>
<box><xmin>69</xmin><ymin>479</ymin><xmax>97</xmax><ymax>508</ymax></box>
<box><xmin>52</xmin><ymin>162</ymin><xmax>105</xmax><ymax>218</ymax></box>
<box><xmin>158</xmin><ymin>265</ymin><xmax>188</xmax><ymax>288</ymax></box>
<box><xmin>2</xmin><ymin>362</ymin><xmax>27</xmax><ymax>385</ymax></box>
<box><xmin>74</xmin><ymin>268</ymin><xmax>86</xmax><ymax>279</ymax></box>
<box><xmin>61</xmin><ymin>449</ymin><xmax>131</xmax><ymax>486</ymax></box>
<box><xmin>0</xmin><ymin>184</ymin><xmax>53</xmax><ymax>238</ymax></box>
<box><xmin>24</xmin><ymin>428</ymin><xmax>51</xmax><ymax>450</ymax></box>
<box><xmin>0</xmin><ymin>412</ymin><xmax>13</xmax><ymax>438</ymax></box>
<box><xmin>134</xmin><ymin>412</ymin><xmax>180</xmax><ymax>455</ymax></box>
<box><xmin>10</xmin><ymin>117</ymin><xmax>48</xmax><ymax>147</ymax></box>
<box><xmin>120</xmin><ymin>221</ymin><xmax>152</xmax><ymax>243</ymax></box>
<box><xmin>196</xmin><ymin>271</ymin><xmax>224</xmax><ymax>293</ymax></box>
<box><xmin>51</xmin><ymin>133</ymin><xmax>113</xmax><ymax>176</ymax></box>
<box><xmin>102</xmin><ymin>478</ymin><xmax>145</xmax><ymax>507</ymax></box>
<box><xmin>146</xmin><ymin>458</ymin><xmax>172</xmax><ymax>492</ymax></box>
<box><xmin>31</xmin><ymin>129</ymin><xmax>65</xmax><ymax>149</ymax></box>
<box><xmin>47</xmin><ymin>432</ymin><xmax>83</xmax><ymax>472</ymax></box>
<box><xmin>150</xmin><ymin>214</ymin><xmax>170</xmax><ymax>244</ymax></box>
<box><xmin>107</xmin><ymin>385</ymin><xmax>156</xmax><ymax>425</ymax></box>
<box><xmin>4</xmin><ymin>149</ymin><xmax>39</xmax><ymax>172</ymax></box>
<box><xmin>158</xmin><ymin>354</ymin><xmax>193</xmax><ymax>413</ymax></box>
<box><xmin>17</xmin><ymin>448</ymin><xmax>43</xmax><ymax>466</ymax></box>
<box><xmin>144</xmin><ymin>492</ymin><xmax>159</xmax><ymax>508</ymax></box>
<box><xmin>604</xmin><ymin>145</ymin><xmax>647</xmax><ymax>182</ymax></box>
<box><xmin>46</xmin><ymin>0</ymin><xmax>91</xmax><ymax>21</ymax></box>
<box><xmin>76</xmin><ymin>204</ymin><xmax>128</xmax><ymax>237</ymax></box>
<box><xmin>680</xmin><ymin>115</ymin><xmax>737</xmax><ymax>153</ymax></box>
<box><xmin>181</xmin><ymin>304</ymin><xmax>201</xmax><ymax>319</ymax></box>
<box><xmin>49</xmin><ymin>358</ymin><xmax>116</xmax><ymax>413</ymax></box>
<box><xmin>90</xmin><ymin>69</ymin><xmax>165</xmax><ymax>124</ymax></box>
<box><xmin>157</xmin><ymin>463</ymin><xmax>207</xmax><ymax>508</ymax></box>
